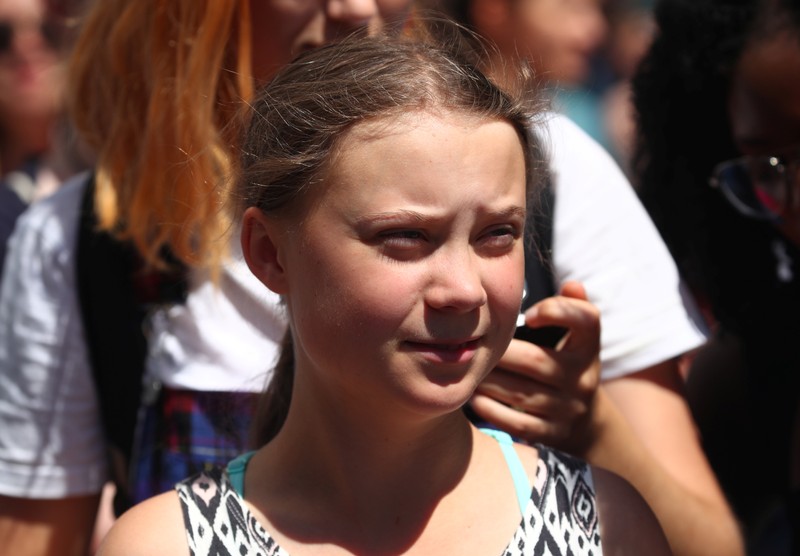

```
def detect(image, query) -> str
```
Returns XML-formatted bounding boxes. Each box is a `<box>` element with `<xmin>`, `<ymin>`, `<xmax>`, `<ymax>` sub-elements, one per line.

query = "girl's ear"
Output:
<box><xmin>241</xmin><ymin>207</ymin><xmax>289</xmax><ymax>294</ymax></box>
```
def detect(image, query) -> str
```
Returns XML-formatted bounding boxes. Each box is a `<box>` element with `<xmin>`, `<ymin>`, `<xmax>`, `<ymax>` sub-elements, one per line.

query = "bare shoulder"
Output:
<box><xmin>97</xmin><ymin>491</ymin><xmax>188</xmax><ymax>556</ymax></box>
<box><xmin>591</xmin><ymin>466</ymin><xmax>671</xmax><ymax>555</ymax></box>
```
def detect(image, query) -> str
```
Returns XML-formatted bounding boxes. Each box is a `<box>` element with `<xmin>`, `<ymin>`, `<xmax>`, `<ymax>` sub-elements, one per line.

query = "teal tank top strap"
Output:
<box><xmin>226</xmin><ymin>451</ymin><xmax>257</xmax><ymax>497</ymax></box>
<box><xmin>479</xmin><ymin>428</ymin><xmax>531</xmax><ymax>514</ymax></box>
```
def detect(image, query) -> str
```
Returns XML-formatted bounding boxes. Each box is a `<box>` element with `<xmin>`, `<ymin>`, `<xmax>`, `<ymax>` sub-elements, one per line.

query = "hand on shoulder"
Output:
<box><xmin>471</xmin><ymin>281</ymin><xmax>602</xmax><ymax>453</ymax></box>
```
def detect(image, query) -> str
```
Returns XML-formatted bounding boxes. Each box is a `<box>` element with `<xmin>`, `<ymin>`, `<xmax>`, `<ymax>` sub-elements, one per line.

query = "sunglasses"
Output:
<box><xmin>709</xmin><ymin>147</ymin><xmax>800</xmax><ymax>223</ymax></box>
<box><xmin>0</xmin><ymin>18</ymin><xmax>65</xmax><ymax>54</ymax></box>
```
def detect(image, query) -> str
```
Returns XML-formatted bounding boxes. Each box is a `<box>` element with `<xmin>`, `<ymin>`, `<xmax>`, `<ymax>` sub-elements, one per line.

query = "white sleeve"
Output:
<box><xmin>0</xmin><ymin>174</ymin><xmax>108</xmax><ymax>498</ymax></box>
<box><xmin>540</xmin><ymin>114</ymin><xmax>708</xmax><ymax>380</ymax></box>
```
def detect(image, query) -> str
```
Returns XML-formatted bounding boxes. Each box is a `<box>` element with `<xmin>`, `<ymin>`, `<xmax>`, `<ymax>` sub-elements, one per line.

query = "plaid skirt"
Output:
<box><xmin>129</xmin><ymin>386</ymin><xmax>260</xmax><ymax>504</ymax></box>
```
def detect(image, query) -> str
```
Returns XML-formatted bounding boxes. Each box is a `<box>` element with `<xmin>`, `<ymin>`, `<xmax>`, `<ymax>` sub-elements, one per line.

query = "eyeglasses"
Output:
<box><xmin>0</xmin><ymin>18</ymin><xmax>64</xmax><ymax>55</ymax></box>
<box><xmin>709</xmin><ymin>147</ymin><xmax>800</xmax><ymax>223</ymax></box>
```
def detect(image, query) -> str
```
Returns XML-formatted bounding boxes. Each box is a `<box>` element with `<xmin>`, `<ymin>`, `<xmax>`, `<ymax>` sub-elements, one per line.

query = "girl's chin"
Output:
<box><xmin>400</xmin><ymin>379</ymin><xmax>485</xmax><ymax>418</ymax></box>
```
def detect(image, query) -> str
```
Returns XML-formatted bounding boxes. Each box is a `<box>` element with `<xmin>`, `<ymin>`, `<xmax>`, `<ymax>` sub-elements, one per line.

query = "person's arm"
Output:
<box><xmin>591</xmin><ymin>466</ymin><xmax>672</xmax><ymax>556</ymax></box>
<box><xmin>0</xmin><ymin>495</ymin><xmax>100</xmax><ymax>556</ymax></box>
<box><xmin>595</xmin><ymin>361</ymin><xmax>744</xmax><ymax>556</ymax></box>
<box><xmin>0</xmin><ymin>177</ymin><xmax>109</xmax><ymax>554</ymax></box>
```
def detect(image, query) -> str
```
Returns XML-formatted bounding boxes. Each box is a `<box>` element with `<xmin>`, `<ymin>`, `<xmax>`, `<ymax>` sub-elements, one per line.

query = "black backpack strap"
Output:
<box><xmin>76</xmin><ymin>176</ymin><xmax>147</xmax><ymax>463</ymax></box>
<box><xmin>75</xmin><ymin>175</ymin><xmax>187</xmax><ymax>511</ymax></box>
<box><xmin>514</xmin><ymin>175</ymin><xmax>565</xmax><ymax>348</ymax></box>
<box><xmin>521</xmin><ymin>175</ymin><xmax>557</xmax><ymax>310</ymax></box>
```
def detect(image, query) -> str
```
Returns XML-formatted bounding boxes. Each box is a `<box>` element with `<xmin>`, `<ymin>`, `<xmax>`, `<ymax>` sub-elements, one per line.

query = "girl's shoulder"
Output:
<box><xmin>97</xmin><ymin>490</ymin><xmax>189</xmax><ymax>556</ymax></box>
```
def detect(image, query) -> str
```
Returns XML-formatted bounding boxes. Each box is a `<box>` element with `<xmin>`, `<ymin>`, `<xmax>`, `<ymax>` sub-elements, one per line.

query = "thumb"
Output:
<box><xmin>559</xmin><ymin>280</ymin><xmax>588</xmax><ymax>301</ymax></box>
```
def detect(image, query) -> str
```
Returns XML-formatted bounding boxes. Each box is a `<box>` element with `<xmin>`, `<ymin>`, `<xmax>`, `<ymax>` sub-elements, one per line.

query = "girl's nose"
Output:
<box><xmin>425</xmin><ymin>250</ymin><xmax>488</xmax><ymax>314</ymax></box>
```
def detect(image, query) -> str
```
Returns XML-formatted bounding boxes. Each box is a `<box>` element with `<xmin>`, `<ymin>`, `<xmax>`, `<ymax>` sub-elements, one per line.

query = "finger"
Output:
<box><xmin>523</xmin><ymin>295</ymin><xmax>600</xmax><ymax>357</ymax></box>
<box><xmin>469</xmin><ymin>393</ymin><xmax>571</xmax><ymax>444</ymax></box>
<box><xmin>496</xmin><ymin>340</ymin><xmax>601</xmax><ymax>407</ymax></box>
<box><xmin>498</xmin><ymin>337</ymin><xmax>599</xmax><ymax>393</ymax></box>
<box><xmin>476</xmin><ymin>368</ymin><xmax>584</xmax><ymax>418</ymax></box>
<box><xmin>524</xmin><ymin>295</ymin><xmax>598</xmax><ymax>338</ymax></box>
<box><xmin>496</xmin><ymin>338</ymin><xmax>570</xmax><ymax>388</ymax></box>
<box><xmin>516</xmin><ymin>282</ymin><xmax>590</xmax><ymax>352</ymax></box>
<box><xmin>559</xmin><ymin>280</ymin><xmax>588</xmax><ymax>301</ymax></box>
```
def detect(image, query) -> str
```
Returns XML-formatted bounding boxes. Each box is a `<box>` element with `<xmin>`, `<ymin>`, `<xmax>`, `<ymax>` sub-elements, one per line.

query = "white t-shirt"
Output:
<box><xmin>540</xmin><ymin>113</ymin><xmax>707</xmax><ymax>379</ymax></box>
<box><xmin>145</xmin><ymin>242</ymin><xmax>284</xmax><ymax>393</ymax></box>
<box><xmin>0</xmin><ymin>174</ymin><xmax>284</xmax><ymax>497</ymax></box>
<box><xmin>0</xmin><ymin>115</ymin><xmax>706</xmax><ymax>498</ymax></box>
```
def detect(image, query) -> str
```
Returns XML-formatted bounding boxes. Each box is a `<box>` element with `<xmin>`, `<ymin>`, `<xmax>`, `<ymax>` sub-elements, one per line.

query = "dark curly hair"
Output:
<box><xmin>632</xmin><ymin>0</ymin><xmax>800</xmax><ymax>329</ymax></box>
<box><xmin>633</xmin><ymin>2</ymin><xmax>800</xmax><ymax>539</ymax></box>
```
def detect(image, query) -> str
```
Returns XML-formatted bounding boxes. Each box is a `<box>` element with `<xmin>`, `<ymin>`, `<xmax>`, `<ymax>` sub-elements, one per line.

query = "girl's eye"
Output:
<box><xmin>376</xmin><ymin>230</ymin><xmax>429</xmax><ymax>258</ymax></box>
<box><xmin>380</xmin><ymin>229</ymin><xmax>425</xmax><ymax>244</ymax></box>
<box><xmin>381</xmin><ymin>230</ymin><xmax>422</xmax><ymax>240</ymax></box>
<box><xmin>480</xmin><ymin>225</ymin><xmax>521</xmax><ymax>253</ymax></box>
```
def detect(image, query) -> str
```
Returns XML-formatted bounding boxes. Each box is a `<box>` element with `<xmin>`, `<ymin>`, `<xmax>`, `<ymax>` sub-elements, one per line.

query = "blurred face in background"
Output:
<box><xmin>727</xmin><ymin>32</ymin><xmax>800</xmax><ymax>244</ymax></box>
<box><xmin>249</xmin><ymin>0</ymin><xmax>413</xmax><ymax>84</ymax></box>
<box><xmin>509</xmin><ymin>0</ymin><xmax>607</xmax><ymax>86</ymax></box>
<box><xmin>0</xmin><ymin>0</ymin><xmax>64</xmax><ymax>157</ymax></box>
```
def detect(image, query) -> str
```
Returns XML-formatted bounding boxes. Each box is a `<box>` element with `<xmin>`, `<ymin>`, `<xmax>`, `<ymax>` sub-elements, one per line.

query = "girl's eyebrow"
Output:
<box><xmin>494</xmin><ymin>206</ymin><xmax>528</xmax><ymax>220</ymax></box>
<box><xmin>356</xmin><ymin>210</ymin><xmax>428</xmax><ymax>225</ymax></box>
<box><xmin>356</xmin><ymin>206</ymin><xmax>527</xmax><ymax>226</ymax></box>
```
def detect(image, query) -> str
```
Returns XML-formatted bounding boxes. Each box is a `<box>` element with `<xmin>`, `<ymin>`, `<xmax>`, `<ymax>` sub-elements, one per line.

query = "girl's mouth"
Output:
<box><xmin>403</xmin><ymin>338</ymin><xmax>481</xmax><ymax>364</ymax></box>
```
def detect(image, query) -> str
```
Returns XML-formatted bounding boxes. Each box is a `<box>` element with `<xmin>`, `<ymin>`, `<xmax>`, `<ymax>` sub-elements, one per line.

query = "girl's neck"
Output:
<box><xmin>244</xmin><ymin>391</ymin><xmax>485</xmax><ymax>549</ymax></box>
<box><xmin>244</xmin><ymin>416</ymin><xmax>530</xmax><ymax>556</ymax></box>
<box><xmin>252</xmin><ymin>421</ymin><xmax>524</xmax><ymax>556</ymax></box>
<box><xmin>262</xmin><ymin>359</ymin><xmax>482</xmax><ymax>485</ymax></box>
<box><xmin>264</xmin><ymin>398</ymin><xmax>474</xmax><ymax>496</ymax></box>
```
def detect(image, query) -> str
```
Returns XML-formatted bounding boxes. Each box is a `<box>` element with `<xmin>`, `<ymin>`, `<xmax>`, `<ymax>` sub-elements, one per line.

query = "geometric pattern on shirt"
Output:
<box><xmin>176</xmin><ymin>443</ymin><xmax>602</xmax><ymax>556</ymax></box>
<box><xmin>503</xmin><ymin>444</ymin><xmax>601</xmax><ymax>556</ymax></box>
<box><xmin>177</xmin><ymin>467</ymin><xmax>285</xmax><ymax>556</ymax></box>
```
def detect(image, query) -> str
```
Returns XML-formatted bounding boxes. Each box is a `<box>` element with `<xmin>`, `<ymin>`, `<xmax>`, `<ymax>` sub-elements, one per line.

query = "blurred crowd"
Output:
<box><xmin>0</xmin><ymin>0</ymin><xmax>797</xmax><ymax>555</ymax></box>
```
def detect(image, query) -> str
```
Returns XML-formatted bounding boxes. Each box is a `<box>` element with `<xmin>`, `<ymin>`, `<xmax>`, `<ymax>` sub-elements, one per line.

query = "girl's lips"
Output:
<box><xmin>403</xmin><ymin>338</ymin><xmax>481</xmax><ymax>364</ymax></box>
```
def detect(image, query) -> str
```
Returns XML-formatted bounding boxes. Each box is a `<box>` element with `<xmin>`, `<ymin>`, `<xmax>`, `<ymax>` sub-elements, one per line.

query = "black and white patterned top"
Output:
<box><xmin>176</xmin><ymin>441</ymin><xmax>602</xmax><ymax>556</ymax></box>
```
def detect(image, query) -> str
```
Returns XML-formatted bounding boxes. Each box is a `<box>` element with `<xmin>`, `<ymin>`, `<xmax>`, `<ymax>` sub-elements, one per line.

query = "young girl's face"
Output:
<box><xmin>257</xmin><ymin>110</ymin><xmax>527</xmax><ymax>419</ymax></box>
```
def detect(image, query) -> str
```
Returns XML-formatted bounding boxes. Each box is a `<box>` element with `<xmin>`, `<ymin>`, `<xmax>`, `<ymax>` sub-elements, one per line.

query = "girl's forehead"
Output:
<box><xmin>322</xmin><ymin>112</ymin><xmax>526</xmax><ymax>197</ymax></box>
<box><xmin>321</xmin><ymin>110</ymin><xmax>517</xmax><ymax>182</ymax></box>
<box><xmin>339</xmin><ymin>109</ymin><xmax>507</xmax><ymax>145</ymax></box>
